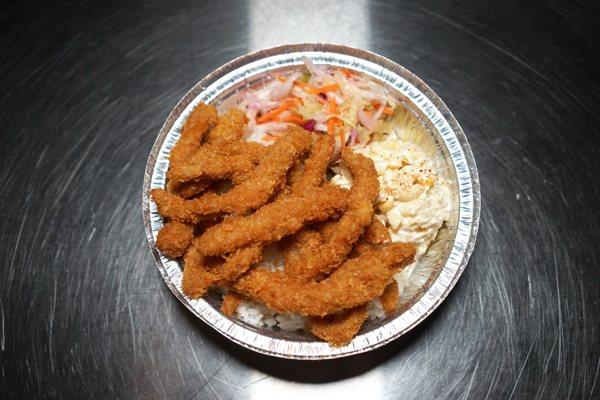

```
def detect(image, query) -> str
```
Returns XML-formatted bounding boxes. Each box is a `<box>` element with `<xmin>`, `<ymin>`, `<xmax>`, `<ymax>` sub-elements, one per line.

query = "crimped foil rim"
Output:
<box><xmin>142</xmin><ymin>44</ymin><xmax>480</xmax><ymax>360</ymax></box>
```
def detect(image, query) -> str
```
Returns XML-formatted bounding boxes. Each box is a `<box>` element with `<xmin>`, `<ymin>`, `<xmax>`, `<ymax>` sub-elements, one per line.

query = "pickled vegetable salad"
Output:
<box><xmin>225</xmin><ymin>57</ymin><xmax>400</xmax><ymax>150</ymax></box>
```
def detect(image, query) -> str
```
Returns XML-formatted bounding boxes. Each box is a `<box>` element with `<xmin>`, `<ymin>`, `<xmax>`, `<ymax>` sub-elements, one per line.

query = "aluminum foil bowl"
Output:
<box><xmin>142</xmin><ymin>44</ymin><xmax>480</xmax><ymax>359</ymax></box>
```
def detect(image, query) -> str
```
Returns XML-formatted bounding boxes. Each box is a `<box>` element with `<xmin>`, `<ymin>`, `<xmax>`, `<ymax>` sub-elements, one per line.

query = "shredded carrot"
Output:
<box><xmin>293</xmin><ymin>80</ymin><xmax>314</xmax><ymax>90</ymax></box>
<box><xmin>256</xmin><ymin>99</ymin><xmax>299</xmax><ymax>124</ymax></box>
<box><xmin>309</xmin><ymin>83</ymin><xmax>340</xmax><ymax>94</ymax></box>
<box><xmin>279</xmin><ymin>113</ymin><xmax>304</xmax><ymax>125</ymax></box>
<box><xmin>339</xmin><ymin>130</ymin><xmax>346</xmax><ymax>146</ymax></box>
<box><xmin>341</xmin><ymin>68</ymin><xmax>355</xmax><ymax>78</ymax></box>
<box><xmin>276</xmin><ymin>75</ymin><xmax>286</xmax><ymax>82</ymax></box>
<box><xmin>288</xmin><ymin>97</ymin><xmax>303</xmax><ymax>107</ymax></box>
<box><xmin>383</xmin><ymin>106</ymin><xmax>394</xmax><ymax>116</ymax></box>
<box><xmin>328</xmin><ymin>97</ymin><xmax>338</xmax><ymax>114</ymax></box>
<box><xmin>327</xmin><ymin>117</ymin><xmax>342</xmax><ymax>135</ymax></box>
<box><xmin>264</xmin><ymin>133</ymin><xmax>279</xmax><ymax>141</ymax></box>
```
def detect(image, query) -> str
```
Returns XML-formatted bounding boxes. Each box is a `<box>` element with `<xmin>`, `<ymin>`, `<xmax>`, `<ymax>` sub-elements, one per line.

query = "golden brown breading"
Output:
<box><xmin>154</xmin><ymin>127</ymin><xmax>311</xmax><ymax>222</ymax></box>
<box><xmin>203</xmin><ymin>108</ymin><xmax>247</xmax><ymax>144</ymax></box>
<box><xmin>285</xmin><ymin>149</ymin><xmax>379</xmax><ymax>281</ymax></box>
<box><xmin>289</xmin><ymin>134</ymin><xmax>334</xmax><ymax>195</ymax></box>
<box><xmin>380</xmin><ymin>280</ymin><xmax>399</xmax><ymax>315</ymax></box>
<box><xmin>360</xmin><ymin>242</ymin><xmax>416</xmax><ymax>273</ymax></box>
<box><xmin>155</xmin><ymin>221</ymin><xmax>194</xmax><ymax>258</ymax></box>
<box><xmin>171</xmin><ymin>181</ymin><xmax>212</xmax><ymax>199</ymax></box>
<box><xmin>169</xmin><ymin>141</ymin><xmax>268</xmax><ymax>198</ymax></box>
<box><xmin>168</xmin><ymin>142</ymin><xmax>261</xmax><ymax>184</ymax></box>
<box><xmin>195</xmin><ymin>184</ymin><xmax>349</xmax><ymax>256</ymax></box>
<box><xmin>166</xmin><ymin>104</ymin><xmax>217</xmax><ymax>194</ymax></box>
<box><xmin>233</xmin><ymin>245</ymin><xmax>413</xmax><ymax>316</ymax></box>
<box><xmin>182</xmin><ymin>245</ymin><xmax>263</xmax><ymax>299</ymax></box>
<box><xmin>363</xmin><ymin>217</ymin><xmax>391</xmax><ymax>244</ymax></box>
<box><xmin>169</xmin><ymin>103</ymin><xmax>218</xmax><ymax>167</ymax></box>
<box><xmin>309</xmin><ymin>305</ymin><xmax>367</xmax><ymax>346</ymax></box>
<box><xmin>282</xmin><ymin>229</ymin><xmax>323</xmax><ymax>270</ymax></box>
<box><xmin>221</xmin><ymin>292</ymin><xmax>244</xmax><ymax>317</ymax></box>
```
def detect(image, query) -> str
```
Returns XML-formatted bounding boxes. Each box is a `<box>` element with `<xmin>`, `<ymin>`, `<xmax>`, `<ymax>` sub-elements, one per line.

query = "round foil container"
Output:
<box><xmin>142</xmin><ymin>44</ymin><xmax>480</xmax><ymax>359</ymax></box>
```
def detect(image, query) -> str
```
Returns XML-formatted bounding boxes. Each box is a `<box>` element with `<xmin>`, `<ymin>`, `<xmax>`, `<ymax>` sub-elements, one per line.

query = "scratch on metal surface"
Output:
<box><xmin>590</xmin><ymin>356</ymin><xmax>600</xmax><ymax>400</ymax></box>
<box><xmin>0</xmin><ymin>300</ymin><xmax>4</xmax><ymax>351</ymax></box>
<box><xmin>242</xmin><ymin>375</ymin><xmax>269</xmax><ymax>389</ymax></box>
<box><xmin>527</xmin><ymin>273</ymin><xmax>534</xmax><ymax>310</ymax></box>
<box><xmin>557</xmin><ymin>187</ymin><xmax>570</xmax><ymax>207</ymax></box>
<box><xmin>127</xmin><ymin>302</ymin><xmax>137</xmax><ymax>359</ymax></box>
<box><xmin>190</xmin><ymin>359</ymin><xmax>228</xmax><ymax>400</ymax></box>
<box><xmin>8</xmin><ymin>214</ymin><xmax>27</xmax><ymax>282</ymax></box>
<box><xmin>483</xmin><ymin>355</ymin><xmax>502</xmax><ymax>400</ymax></box>
<box><xmin>462</xmin><ymin>360</ymin><xmax>479</xmax><ymax>400</ymax></box>
<box><xmin>48</xmin><ymin>277</ymin><xmax>57</xmax><ymax>374</ymax></box>
<box><xmin>508</xmin><ymin>330</ymin><xmax>538</xmax><ymax>400</ymax></box>
<box><xmin>186</xmin><ymin>336</ymin><xmax>208</xmax><ymax>381</ymax></box>
<box><xmin>50</xmin><ymin>133</ymin><xmax>100</xmax><ymax>210</ymax></box>
<box><xmin>552</xmin><ymin>251</ymin><xmax>564</xmax><ymax>367</ymax></box>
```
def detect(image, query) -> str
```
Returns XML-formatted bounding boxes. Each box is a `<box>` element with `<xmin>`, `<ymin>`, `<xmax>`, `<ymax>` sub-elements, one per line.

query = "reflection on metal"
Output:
<box><xmin>248</xmin><ymin>1</ymin><xmax>370</xmax><ymax>50</ymax></box>
<box><xmin>142</xmin><ymin>44</ymin><xmax>480</xmax><ymax>359</ymax></box>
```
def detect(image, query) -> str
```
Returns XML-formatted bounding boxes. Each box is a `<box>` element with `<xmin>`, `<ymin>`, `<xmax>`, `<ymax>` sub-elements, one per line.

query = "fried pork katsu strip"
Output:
<box><xmin>282</xmin><ymin>229</ymin><xmax>323</xmax><ymax>270</ymax></box>
<box><xmin>285</xmin><ymin>150</ymin><xmax>379</xmax><ymax>281</ymax></box>
<box><xmin>233</xmin><ymin>245</ymin><xmax>413</xmax><ymax>316</ymax></box>
<box><xmin>195</xmin><ymin>184</ymin><xmax>349</xmax><ymax>256</ymax></box>
<box><xmin>380</xmin><ymin>280</ymin><xmax>400</xmax><ymax>315</ymax></box>
<box><xmin>309</xmin><ymin>305</ymin><xmax>368</xmax><ymax>346</ymax></box>
<box><xmin>221</xmin><ymin>292</ymin><xmax>244</xmax><ymax>317</ymax></box>
<box><xmin>204</xmin><ymin>108</ymin><xmax>247</xmax><ymax>144</ymax></box>
<box><xmin>182</xmin><ymin>244</ymin><xmax>263</xmax><ymax>299</ymax></box>
<box><xmin>168</xmin><ymin>141</ymin><xmax>265</xmax><ymax>184</ymax></box>
<box><xmin>169</xmin><ymin>141</ymin><xmax>267</xmax><ymax>199</ymax></box>
<box><xmin>171</xmin><ymin>180</ymin><xmax>212</xmax><ymax>199</ymax></box>
<box><xmin>152</xmin><ymin>128</ymin><xmax>311</xmax><ymax>222</ymax></box>
<box><xmin>363</xmin><ymin>217</ymin><xmax>391</xmax><ymax>244</ymax></box>
<box><xmin>166</xmin><ymin>104</ymin><xmax>217</xmax><ymax>194</ymax></box>
<box><xmin>289</xmin><ymin>134</ymin><xmax>334</xmax><ymax>195</ymax></box>
<box><xmin>155</xmin><ymin>221</ymin><xmax>194</xmax><ymax>258</ymax></box>
<box><xmin>361</xmin><ymin>242</ymin><xmax>416</xmax><ymax>273</ymax></box>
<box><xmin>169</xmin><ymin>103</ymin><xmax>218</xmax><ymax>167</ymax></box>
<box><xmin>304</xmin><ymin>217</ymin><xmax>395</xmax><ymax>342</ymax></box>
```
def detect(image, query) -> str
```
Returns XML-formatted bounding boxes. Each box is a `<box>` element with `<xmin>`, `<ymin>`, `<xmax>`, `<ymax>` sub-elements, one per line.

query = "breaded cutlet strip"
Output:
<box><xmin>351</xmin><ymin>217</ymin><xmax>392</xmax><ymax>256</ymax></box>
<box><xmin>285</xmin><ymin>150</ymin><xmax>379</xmax><ymax>281</ymax></box>
<box><xmin>289</xmin><ymin>134</ymin><xmax>334</xmax><ymax>195</ymax></box>
<box><xmin>308</xmin><ymin>305</ymin><xmax>368</xmax><ymax>346</ymax></box>
<box><xmin>233</xmin><ymin>244</ymin><xmax>413</xmax><ymax>317</ymax></box>
<box><xmin>169</xmin><ymin>103</ymin><xmax>217</xmax><ymax>167</ymax></box>
<box><xmin>273</xmin><ymin>134</ymin><xmax>334</xmax><ymax>201</ymax></box>
<box><xmin>221</xmin><ymin>292</ymin><xmax>244</xmax><ymax>317</ymax></box>
<box><xmin>156</xmin><ymin>221</ymin><xmax>194</xmax><ymax>258</ymax></box>
<box><xmin>282</xmin><ymin>229</ymin><xmax>323</xmax><ymax>271</ymax></box>
<box><xmin>194</xmin><ymin>184</ymin><xmax>349</xmax><ymax>256</ymax></box>
<box><xmin>153</xmin><ymin>128</ymin><xmax>311</xmax><ymax>223</ymax></box>
<box><xmin>167</xmin><ymin>141</ymin><xmax>266</xmax><ymax>184</ymax></box>
<box><xmin>171</xmin><ymin>180</ymin><xmax>212</xmax><ymax>199</ymax></box>
<box><xmin>170</xmin><ymin>109</ymin><xmax>259</xmax><ymax>198</ymax></box>
<box><xmin>166</xmin><ymin>104</ymin><xmax>217</xmax><ymax>194</ymax></box>
<box><xmin>182</xmin><ymin>244</ymin><xmax>263</xmax><ymax>299</ymax></box>
<box><xmin>359</xmin><ymin>242</ymin><xmax>416</xmax><ymax>274</ymax></box>
<box><xmin>380</xmin><ymin>280</ymin><xmax>399</xmax><ymax>315</ymax></box>
<box><xmin>170</xmin><ymin>141</ymin><xmax>268</xmax><ymax>198</ymax></box>
<box><xmin>203</xmin><ymin>108</ymin><xmax>247</xmax><ymax>144</ymax></box>
<box><xmin>307</xmin><ymin>217</ymin><xmax>394</xmax><ymax>344</ymax></box>
<box><xmin>362</xmin><ymin>217</ymin><xmax>391</xmax><ymax>244</ymax></box>
<box><xmin>355</xmin><ymin>217</ymin><xmax>400</xmax><ymax>315</ymax></box>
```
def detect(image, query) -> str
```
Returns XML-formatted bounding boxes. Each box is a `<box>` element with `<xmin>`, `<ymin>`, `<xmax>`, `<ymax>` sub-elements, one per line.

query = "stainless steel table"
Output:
<box><xmin>1</xmin><ymin>1</ymin><xmax>599</xmax><ymax>398</ymax></box>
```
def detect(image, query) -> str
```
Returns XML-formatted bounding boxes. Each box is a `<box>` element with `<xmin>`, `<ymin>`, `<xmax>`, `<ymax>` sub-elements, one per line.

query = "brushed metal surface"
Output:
<box><xmin>1</xmin><ymin>0</ymin><xmax>599</xmax><ymax>398</ymax></box>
